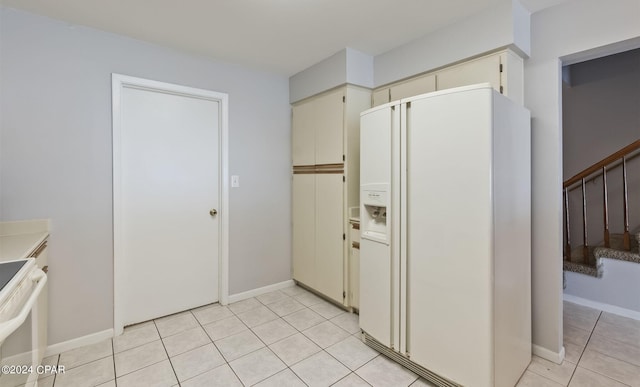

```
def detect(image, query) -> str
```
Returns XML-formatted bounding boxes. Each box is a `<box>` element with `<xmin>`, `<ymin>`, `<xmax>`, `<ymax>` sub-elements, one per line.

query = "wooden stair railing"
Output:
<box><xmin>563</xmin><ymin>139</ymin><xmax>640</xmax><ymax>261</ymax></box>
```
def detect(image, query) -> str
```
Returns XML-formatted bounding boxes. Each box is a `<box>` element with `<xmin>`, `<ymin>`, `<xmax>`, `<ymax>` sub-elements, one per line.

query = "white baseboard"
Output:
<box><xmin>227</xmin><ymin>279</ymin><xmax>295</xmax><ymax>304</ymax></box>
<box><xmin>45</xmin><ymin>281</ymin><xmax>295</xmax><ymax>356</ymax></box>
<box><xmin>533</xmin><ymin>344</ymin><xmax>565</xmax><ymax>364</ymax></box>
<box><xmin>45</xmin><ymin>329</ymin><xmax>114</xmax><ymax>357</ymax></box>
<box><xmin>563</xmin><ymin>294</ymin><xmax>640</xmax><ymax>321</ymax></box>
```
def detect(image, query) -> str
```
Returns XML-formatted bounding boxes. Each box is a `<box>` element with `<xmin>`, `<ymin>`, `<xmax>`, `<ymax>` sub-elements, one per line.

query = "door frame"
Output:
<box><xmin>112</xmin><ymin>74</ymin><xmax>229</xmax><ymax>335</ymax></box>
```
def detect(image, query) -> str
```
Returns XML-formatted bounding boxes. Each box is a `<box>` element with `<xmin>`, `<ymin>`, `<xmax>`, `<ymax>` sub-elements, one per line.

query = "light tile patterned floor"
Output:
<box><xmin>37</xmin><ymin>286</ymin><xmax>428</xmax><ymax>387</ymax></box>
<box><xmin>35</xmin><ymin>289</ymin><xmax>639</xmax><ymax>387</ymax></box>
<box><xmin>516</xmin><ymin>301</ymin><xmax>640</xmax><ymax>387</ymax></box>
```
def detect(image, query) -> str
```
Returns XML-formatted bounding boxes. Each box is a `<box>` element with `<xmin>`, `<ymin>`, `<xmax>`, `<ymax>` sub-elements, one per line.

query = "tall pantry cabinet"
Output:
<box><xmin>292</xmin><ymin>85</ymin><xmax>370</xmax><ymax>306</ymax></box>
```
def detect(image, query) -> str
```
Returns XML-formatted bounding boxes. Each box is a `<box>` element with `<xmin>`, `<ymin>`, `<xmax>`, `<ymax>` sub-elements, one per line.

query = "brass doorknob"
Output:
<box><xmin>209</xmin><ymin>209</ymin><xmax>218</xmax><ymax>216</ymax></box>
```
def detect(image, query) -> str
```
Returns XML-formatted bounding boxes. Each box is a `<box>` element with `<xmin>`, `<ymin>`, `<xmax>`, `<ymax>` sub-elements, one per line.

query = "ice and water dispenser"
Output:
<box><xmin>361</xmin><ymin>183</ymin><xmax>389</xmax><ymax>245</ymax></box>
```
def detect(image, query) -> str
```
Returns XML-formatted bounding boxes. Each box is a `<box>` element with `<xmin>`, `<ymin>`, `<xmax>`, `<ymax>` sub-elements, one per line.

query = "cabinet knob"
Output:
<box><xmin>209</xmin><ymin>209</ymin><xmax>218</xmax><ymax>216</ymax></box>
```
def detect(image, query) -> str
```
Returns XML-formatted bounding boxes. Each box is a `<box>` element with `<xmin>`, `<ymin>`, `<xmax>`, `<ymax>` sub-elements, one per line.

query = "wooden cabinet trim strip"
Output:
<box><xmin>293</xmin><ymin>163</ymin><xmax>344</xmax><ymax>174</ymax></box>
<box><xmin>30</xmin><ymin>240</ymin><xmax>48</xmax><ymax>258</ymax></box>
<box><xmin>315</xmin><ymin>163</ymin><xmax>344</xmax><ymax>170</ymax></box>
<box><xmin>292</xmin><ymin>165</ymin><xmax>317</xmax><ymax>171</ymax></box>
<box><xmin>293</xmin><ymin>170</ymin><xmax>344</xmax><ymax>174</ymax></box>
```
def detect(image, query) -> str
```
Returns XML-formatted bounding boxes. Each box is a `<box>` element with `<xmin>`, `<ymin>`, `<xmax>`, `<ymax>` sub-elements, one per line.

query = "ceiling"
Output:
<box><xmin>0</xmin><ymin>0</ymin><xmax>568</xmax><ymax>76</ymax></box>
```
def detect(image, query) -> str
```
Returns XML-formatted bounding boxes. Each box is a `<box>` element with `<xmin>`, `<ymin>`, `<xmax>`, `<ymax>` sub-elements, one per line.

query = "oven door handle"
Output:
<box><xmin>0</xmin><ymin>269</ymin><xmax>47</xmax><ymax>344</ymax></box>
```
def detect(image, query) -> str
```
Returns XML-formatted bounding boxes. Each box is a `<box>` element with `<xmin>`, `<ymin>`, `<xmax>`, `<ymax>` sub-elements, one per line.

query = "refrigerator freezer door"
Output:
<box><xmin>359</xmin><ymin>238</ymin><xmax>392</xmax><ymax>348</ymax></box>
<box><xmin>359</xmin><ymin>104</ymin><xmax>397</xmax><ymax>349</ymax></box>
<box><xmin>360</xmin><ymin>106</ymin><xmax>391</xmax><ymax>188</ymax></box>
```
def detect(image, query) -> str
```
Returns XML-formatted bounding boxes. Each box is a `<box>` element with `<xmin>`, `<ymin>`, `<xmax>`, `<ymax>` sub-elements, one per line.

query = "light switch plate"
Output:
<box><xmin>231</xmin><ymin>175</ymin><xmax>240</xmax><ymax>187</ymax></box>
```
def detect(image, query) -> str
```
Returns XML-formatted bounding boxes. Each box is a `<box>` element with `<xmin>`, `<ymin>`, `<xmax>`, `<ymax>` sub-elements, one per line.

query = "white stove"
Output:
<box><xmin>0</xmin><ymin>258</ymin><xmax>48</xmax><ymax>387</ymax></box>
<box><xmin>0</xmin><ymin>261</ymin><xmax>28</xmax><ymax>295</ymax></box>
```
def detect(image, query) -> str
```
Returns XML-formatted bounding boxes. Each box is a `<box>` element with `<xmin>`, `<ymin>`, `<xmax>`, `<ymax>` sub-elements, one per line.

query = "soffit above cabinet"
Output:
<box><xmin>4</xmin><ymin>0</ymin><xmax>518</xmax><ymax>76</ymax></box>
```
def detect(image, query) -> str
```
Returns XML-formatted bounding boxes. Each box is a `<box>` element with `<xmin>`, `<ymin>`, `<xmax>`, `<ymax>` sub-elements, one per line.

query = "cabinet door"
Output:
<box><xmin>315</xmin><ymin>173</ymin><xmax>344</xmax><ymax>303</ymax></box>
<box><xmin>292</xmin><ymin>174</ymin><xmax>316</xmax><ymax>287</ymax></box>
<box><xmin>292</xmin><ymin>100</ymin><xmax>316</xmax><ymax>166</ymax></box>
<box><xmin>390</xmin><ymin>74</ymin><xmax>436</xmax><ymax>101</ymax></box>
<box><xmin>436</xmin><ymin>54</ymin><xmax>501</xmax><ymax>93</ymax></box>
<box><xmin>372</xmin><ymin>88</ymin><xmax>390</xmax><ymax>107</ymax></box>
<box><xmin>314</xmin><ymin>89</ymin><xmax>345</xmax><ymax>165</ymax></box>
<box><xmin>500</xmin><ymin>50</ymin><xmax>524</xmax><ymax>105</ymax></box>
<box><xmin>349</xmin><ymin>226</ymin><xmax>360</xmax><ymax>309</ymax></box>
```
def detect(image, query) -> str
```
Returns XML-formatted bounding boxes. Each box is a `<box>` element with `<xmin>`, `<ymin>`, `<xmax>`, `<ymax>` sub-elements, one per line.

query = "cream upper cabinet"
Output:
<box><xmin>499</xmin><ymin>49</ymin><xmax>524</xmax><ymax>106</ymax></box>
<box><xmin>292</xmin><ymin>100</ymin><xmax>316</xmax><ymax>166</ymax></box>
<box><xmin>390</xmin><ymin>74</ymin><xmax>436</xmax><ymax>101</ymax></box>
<box><xmin>314</xmin><ymin>89</ymin><xmax>345</xmax><ymax>165</ymax></box>
<box><xmin>435</xmin><ymin>50</ymin><xmax>524</xmax><ymax>104</ymax></box>
<box><xmin>372</xmin><ymin>88</ymin><xmax>390</xmax><ymax>107</ymax></box>
<box><xmin>436</xmin><ymin>53</ymin><xmax>501</xmax><ymax>92</ymax></box>
<box><xmin>372</xmin><ymin>74</ymin><xmax>436</xmax><ymax>107</ymax></box>
<box><xmin>292</xmin><ymin>88</ymin><xmax>344</xmax><ymax>166</ymax></box>
<box><xmin>371</xmin><ymin>49</ymin><xmax>524</xmax><ymax>106</ymax></box>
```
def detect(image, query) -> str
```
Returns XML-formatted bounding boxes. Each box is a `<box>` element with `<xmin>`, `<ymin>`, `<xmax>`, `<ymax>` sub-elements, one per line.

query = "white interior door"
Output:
<box><xmin>114</xmin><ymin>76</ymin><xmax>224</xmax><ymax>327</ymax></box>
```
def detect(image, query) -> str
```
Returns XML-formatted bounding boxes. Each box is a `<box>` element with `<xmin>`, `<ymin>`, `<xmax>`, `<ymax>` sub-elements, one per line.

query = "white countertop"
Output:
<box><xmin>0</xmin><ymin>232</ymin><xmax>48</xmax><ymax>261</ymax></box>
<box><xmin>0</xmin><ymin>219</ymin><xmax>50</xmax><ymax>262</ymax></box>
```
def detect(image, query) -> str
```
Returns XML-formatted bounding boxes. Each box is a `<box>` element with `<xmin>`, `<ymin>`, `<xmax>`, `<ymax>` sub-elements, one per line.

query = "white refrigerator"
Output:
<box><xmin>359</xmin><ymin>84</ymin><xmax>531</xmax><ymax>387</ymax></box>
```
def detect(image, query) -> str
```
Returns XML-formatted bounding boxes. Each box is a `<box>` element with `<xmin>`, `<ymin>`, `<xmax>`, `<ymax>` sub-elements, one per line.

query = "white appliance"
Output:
<box><xmin>0</xmin><ymin>258</ymin><xmax>48</xmax><ymax>387</ymax></box>
<box><xmin>359</xmin><ymin>84</ymin><xmax>531</xmax><ymax>387</ymax></box>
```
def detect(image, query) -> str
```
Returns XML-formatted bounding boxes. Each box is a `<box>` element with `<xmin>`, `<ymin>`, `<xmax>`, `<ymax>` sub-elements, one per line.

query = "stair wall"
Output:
<box><xmin>563</xmin><ymin>48</ymin><xmax>640</xmax><ymax>252</ymax></box>
<box><xmin>564</xmin><ymin>258</ymin><xmax>640</xmax><ymax>315</ymax></box>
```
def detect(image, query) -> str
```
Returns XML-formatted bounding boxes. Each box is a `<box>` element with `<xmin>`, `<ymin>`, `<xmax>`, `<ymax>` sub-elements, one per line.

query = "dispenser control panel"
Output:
<box><xmin>361</xmin><ymin>186</ymin><xmax>390</xmax><ymax>245</ymax></box>
<box><xmin>365</xmin><ymin>190</ymin><xmax>386</xmax><ymax>206</ymax></box>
